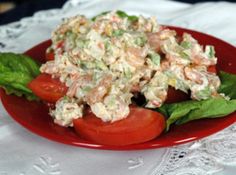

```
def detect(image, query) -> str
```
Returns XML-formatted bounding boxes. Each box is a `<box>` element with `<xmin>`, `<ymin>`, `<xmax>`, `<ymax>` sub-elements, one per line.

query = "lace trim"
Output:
<box><xmin>150</xmin><ymin>124</ymin><xmax>236</xmax><ymax>175</ymax></box>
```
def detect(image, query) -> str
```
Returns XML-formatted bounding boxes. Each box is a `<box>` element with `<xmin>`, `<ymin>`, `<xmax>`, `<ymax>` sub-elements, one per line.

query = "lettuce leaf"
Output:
<box><xmin>218</xmin><ymin>71</ymin><xmax>236</xmax><ymax>99</ymax></box>
<box><xmin>0</xmin><ymin>53</ymin><xmax>40</xmax><ymax>100</ymax></box>
<box><xmin>159</xmin><ymin>98</ymin><xmax>236</xmax><ymax>131</ymax></box>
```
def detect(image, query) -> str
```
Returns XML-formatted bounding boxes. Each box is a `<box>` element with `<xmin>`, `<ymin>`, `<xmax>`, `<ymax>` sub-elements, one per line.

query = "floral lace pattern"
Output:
<box><xmin>0</xmin><ymin>0</ymin><xmax>236</xmax><ymax>174</ymax></box>
<box><xmin>149</xmin><ymin>125</ymin><xmax>236</xmax><ymax>175</ymax></box>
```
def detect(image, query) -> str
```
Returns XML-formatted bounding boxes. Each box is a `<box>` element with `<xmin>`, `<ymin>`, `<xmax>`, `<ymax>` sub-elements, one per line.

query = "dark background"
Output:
<box><xmin>0</xmin><ymin>0</ymin><xmax>235</xmax><ymax>25</ymax></box>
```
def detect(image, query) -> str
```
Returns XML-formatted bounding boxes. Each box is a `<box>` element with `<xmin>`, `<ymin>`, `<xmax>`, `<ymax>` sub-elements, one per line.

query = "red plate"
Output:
<box><xmin>1</xmin><ymin>26</ymin><xmax>236</xmax><ymax>150</ymax></box>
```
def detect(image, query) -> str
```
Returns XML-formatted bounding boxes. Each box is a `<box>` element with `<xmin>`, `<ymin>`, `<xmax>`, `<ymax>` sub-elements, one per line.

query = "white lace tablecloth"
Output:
<box><xmin>0</xmin><ymin>0</ymin><xmax>236</xmax><ymax>174</ymax></box>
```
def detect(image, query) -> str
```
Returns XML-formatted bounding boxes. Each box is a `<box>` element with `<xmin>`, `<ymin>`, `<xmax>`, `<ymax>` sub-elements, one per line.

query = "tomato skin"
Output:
<box><xmin>166</xmin><ymin>87</ymin><xmax>189</xmax><ymax>104</ymax></box>
<box><xmin>45</xmin><ymin>51</ymin><xmax>55</xmax><ymax>61</ymax></box>
<box><xmin>207</xmin><ymin>65</ymin><xmax>217</xmax><ymax>73</ymax></box>
<box><xmin>73</xmin><ymin>107</ymin><xmax>166</xmax><ymax>146</ymax></box>
<box><xmin>28</xmin><ymin>73</ymin><xmax>68</xmax><ymax>103</ymax></box>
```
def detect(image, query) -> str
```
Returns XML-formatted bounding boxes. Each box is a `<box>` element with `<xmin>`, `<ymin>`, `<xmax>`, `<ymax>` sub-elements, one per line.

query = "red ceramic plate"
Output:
<box><xmin>1</xmin><ymin>26</ymin><xmax>236</xmax><ymax>150</ymax></box>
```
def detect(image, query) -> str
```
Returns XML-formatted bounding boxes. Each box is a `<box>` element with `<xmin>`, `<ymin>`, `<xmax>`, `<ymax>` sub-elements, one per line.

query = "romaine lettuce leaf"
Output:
<box><xmin>218</xmin><ymin>71</ymin><xmax>236</xmax><ymax>99</ymax></box>
<box><xmin>0</xmin><ymin>53</ymin><xmax>40</xmax><ymax>100</ymax></box>
<box><xmin>159</xmin><ymin>98</ymin><xmax>236</xmax><ymax>131</ymax></box>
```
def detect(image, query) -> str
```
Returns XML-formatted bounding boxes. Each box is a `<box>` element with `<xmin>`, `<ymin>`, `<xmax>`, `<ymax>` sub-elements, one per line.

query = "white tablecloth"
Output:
<box><xmin>0</xmin><ymin>0</ymin><xmax>236</xmax><ymax>174</ymax></box>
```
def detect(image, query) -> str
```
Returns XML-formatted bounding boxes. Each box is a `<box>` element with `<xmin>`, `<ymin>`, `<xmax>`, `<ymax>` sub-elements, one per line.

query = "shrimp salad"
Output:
<box><xmin>40</xmin><ymin>11</ymin><xmax>221</xmax><ymax>127</ymax></box>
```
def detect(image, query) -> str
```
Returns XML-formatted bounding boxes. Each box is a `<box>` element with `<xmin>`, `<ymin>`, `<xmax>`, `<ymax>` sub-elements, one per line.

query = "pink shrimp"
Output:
<box><xmin>147</xmin><ymin>29</ymin><xmax>176</xmax><ymax>53</ymax></box>
<box><xmin>85</xmin><ymin>74</ymin><xmax>112</xmax><ymax>104</ymax></box>
<box><xmin>184</xmin><ymin>66</ymin><xmax>204</xmax><ymax>84</ymax></box>
<box><xmin>192</xmin><ymin>54</ymin><xmax>216</xmax><ymax>66</ymax></box>
<box><xmin>126</xmin><ymin>47</ymin><xmax>146</xmax><ymax>67</ymax></box>
<box><xmin>40</xmin><ymin>61</ymin><xmax>58</xmax><ymax>74</ymax></box>
<box><xmin>146</xmin><ymin>32</ymin><xmax>162</xmax><ymax>52</ymax></box>
<box><xmin>67</xmin><ymin>74</ymin><xmax>93</xmax><ymax>97</ymax></box>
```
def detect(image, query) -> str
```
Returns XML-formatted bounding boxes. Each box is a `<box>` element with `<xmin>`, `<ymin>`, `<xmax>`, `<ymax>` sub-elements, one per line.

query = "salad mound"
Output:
<box><xmin>40</xmin><ymin>11</ymin><xmax>221</xmax><ymax>127</ymax></box>
<box><xmin>39</xmin><ymin>11</ymin><xmax>221</xmax><ymax>127</ymax></box>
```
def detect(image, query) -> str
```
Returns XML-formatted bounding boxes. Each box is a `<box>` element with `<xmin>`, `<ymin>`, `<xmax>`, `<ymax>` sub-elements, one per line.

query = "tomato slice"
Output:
<box><xmin>45</xmin><ymin>51</ymin><xmax>55</xmax><ymax>61</ymax></box>
<box><xmin>28</xmin><ymin>73</ymin><xmax>68</xmax><ymax>103</ymax></box>
<box><xmin>73</xmin><ymin>107</ymin><xmax>166</xmax><ymax>146</ymax></box>
<box><xmin>166</xmin><ymin>86</ymin><xmax>189</xmax><ymax>104</ymax></box>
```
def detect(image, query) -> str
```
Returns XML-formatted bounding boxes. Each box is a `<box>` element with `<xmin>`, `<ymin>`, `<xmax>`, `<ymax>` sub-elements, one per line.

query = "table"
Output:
<box><xmin>0</xmin><ymin>0</ymin><xmax>236</xmax><ymax>174</ymax></box>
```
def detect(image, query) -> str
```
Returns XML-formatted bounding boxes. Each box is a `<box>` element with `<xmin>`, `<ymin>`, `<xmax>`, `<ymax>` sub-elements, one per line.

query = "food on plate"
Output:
<box><xmin>73</xmin><ymin>106</ymin><xmax>165</xmax><ymax>146</ymax></box>
<box><xmin>1</xmin><ymin>11</ymin><xmax>236</xmax><ymax>146</ymax></box>
<box><xmin>0</xmin><ymin>53</ymin><xmax>40</xmax><ymax>101</ymax></box>
<box><xmin>28</xmin><ymin>73</ymin><xmax>68</xmax><ymax>103</ymax></box>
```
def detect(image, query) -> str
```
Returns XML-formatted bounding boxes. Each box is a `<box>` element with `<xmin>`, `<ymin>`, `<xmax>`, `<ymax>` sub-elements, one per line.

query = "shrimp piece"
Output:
<box><xmin>85</xmin><ymin>74</ymin><xmax>112</xmax><ymax>105</ymax></box>
<box><xmin>67</xmin><ymin>74</ymin><xmax>93</xmax><ymax>97</ymax></box>
<box><xmin>147</xmin><ymin>29</ymin><xmax>176</xmax><ymax>53</ymax></box>
<box><xmin>166</xmin><ymin>53</ymin><xmax>190</xmax><ymax>66</ymax></box>
<box><xmin>192</xmin><ymin>54</ymin><xmax>216</xmax><ymax>66</ymax></box>
<box><xmin>184</xmin><ymin>66</ymin><xmax>204</xmax><ymax>84</ymax></box>
<box><xmin>126</xmin><ymin>47</ymin><xmax>146</xmax><ymax>67</ymax></box>
<box><xmin>40</xmin><ymin>61</ymin><xmax>58</xmax><ymax>74</ymax></box>
<box><xmin>90</xmin><ymin>96</ymin><xmax>130</xmax><ymax>122</ymax></box>
<box><xmin>187</xmin><ymin>39</ymin><xmax>217</xmax><ymax>66</ymax></box>
<box><xmin>146</xmin><ymin>32</ymin><xmax>161</xmax><ymax>52</ymax></box>
<box><xmin>159</xmin><ymin>29</ymin><xmax>176</xmax><ymax>40</ymax></box>
<box><xmin>142</xmin><ymin>71</ymin><xmax>168</xmax><ymax>108</ymax></box>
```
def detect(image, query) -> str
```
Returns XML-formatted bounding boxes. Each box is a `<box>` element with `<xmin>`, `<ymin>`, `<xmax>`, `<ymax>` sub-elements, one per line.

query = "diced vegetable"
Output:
<box><xmin>116</xmin><ymin>10</ymin><xmax>138</xmax><ymax>22</ymax></box>
<box><xmin>149</xmin><ymin>52</ymin><xmax>161</xmax><ymax>66</ymax></box>
<box><xmin>180</xmin><ymin>41</ymin><xmax>191</xmax><ymax>49</ymax></box>
<box><xmin>205</xmin><ymin>45</ymin><xmax>215</xmax><ymax>58</ymax></box>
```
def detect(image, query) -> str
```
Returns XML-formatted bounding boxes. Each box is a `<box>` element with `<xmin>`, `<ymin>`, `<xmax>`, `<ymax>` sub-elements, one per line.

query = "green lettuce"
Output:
<box><xmin>159</xmin><ymin>98</ymin><xmax>236</xmax><ymax>131</ymax></box>
<box><xmin>218</xmin><ymin>71</ymin><xmax>236</xmax><ymax>99</ymax></box>
<box><xmin>0</xmin><ymin>53</ymin><xmax>40</xmax><ymax>100</ymax></box>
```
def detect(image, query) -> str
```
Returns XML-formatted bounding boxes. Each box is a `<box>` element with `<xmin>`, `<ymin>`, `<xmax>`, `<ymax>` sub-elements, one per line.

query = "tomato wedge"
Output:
<box><xmin>45</xmin><ymin>51</ymin><xmax>55</xmax><ymax>61</ymax></box>
<box><xmin>73</xmin><ymin>107</ymin><xmax>166</xmax><ymax>146</ymax></box>
<box><xmin>28</xmin><ymin>73</ymin><xmax>68</xmax><ymax>103</ymax></box>
<box><xmin>166</xmin><ymin>87</ymin><xmax>189</xmax><ymax>104</ymax></box>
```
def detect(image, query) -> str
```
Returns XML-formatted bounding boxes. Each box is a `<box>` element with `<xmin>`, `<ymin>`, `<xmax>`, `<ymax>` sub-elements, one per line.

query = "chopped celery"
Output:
<box><xmin>205</xmin><ymin>45</ymin><xmax>215</xmax><ymax>58</ymax></box>
<box><xmin>135</xmin><ymin>36</ymin><xmax>147</xmax><ymax>47</ymax></box>
<box><xmin>180</xmin><ymin>41</ymin><xmax>191</xmax><ymax>49</ymax></box>
<box><xmin>112</xmin><ymin>29</ymin><xmax>125</xmax><ymax>36</ymax></box>
<box><xmin>179</xmin><ymin>50</ymin><xmax>190</xmax><ymax>59</ymax></box>
<box><xmin>124</xmin><ymin>67</ymin><xmax>132</xmax><ymax>79</ymax></box>
<box><xmin>149</xmin><ymin>52</ymin><xmax>161</xmax><ymax>66</ymax></box>
<box><xmin>95</xmin><ymin>60</ymin><xmax>107</xmax><ymax>70</ymax></box>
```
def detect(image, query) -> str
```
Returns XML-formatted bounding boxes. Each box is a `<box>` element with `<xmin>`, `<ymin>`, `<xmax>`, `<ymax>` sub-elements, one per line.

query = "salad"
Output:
<box><xmin>0</xmin><ymin>11</ymin><xmax>236</xmax><ymax>146</ymax></box>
